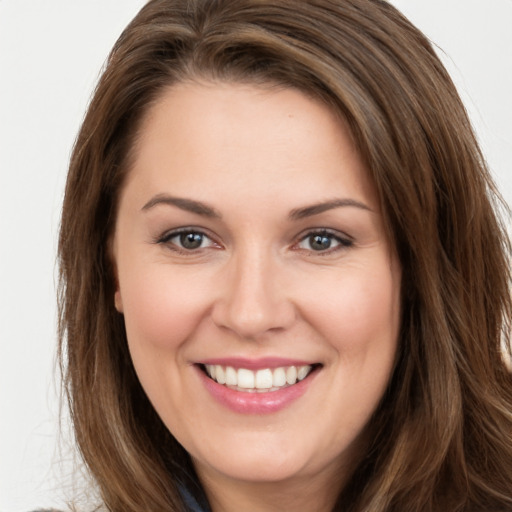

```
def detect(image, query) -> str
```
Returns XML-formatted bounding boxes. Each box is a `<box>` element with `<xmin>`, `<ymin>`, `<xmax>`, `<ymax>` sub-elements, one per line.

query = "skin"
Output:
<box><xmin>112</xmin><ymin>82</ymin><xmax>401</xmax><ymax>512</ymax></box>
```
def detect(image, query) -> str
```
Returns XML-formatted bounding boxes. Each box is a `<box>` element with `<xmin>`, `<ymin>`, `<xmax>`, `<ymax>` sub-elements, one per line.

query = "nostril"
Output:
<box><xmin>211</xmin><ymin>296</ymin><xmax>296</xmax><ymax>339</ymax></box>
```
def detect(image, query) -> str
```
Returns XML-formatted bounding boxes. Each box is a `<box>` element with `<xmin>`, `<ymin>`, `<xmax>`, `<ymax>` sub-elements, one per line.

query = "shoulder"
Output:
<box><xmin>29</xmin><ymin>509</ymin><xmax>64</xmax><ymax>512</ymax></box>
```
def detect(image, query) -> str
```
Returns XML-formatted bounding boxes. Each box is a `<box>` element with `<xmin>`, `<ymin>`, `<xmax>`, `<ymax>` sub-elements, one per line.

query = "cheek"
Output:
<box><xmin>118</xmin><ymin>263</ymin><xmax>211</xmax><ymax>353</ymax></box>
<box><xmin>117</xmin><ymin>264</ymin><xmax>213</xmax><ymax>418</ymax></box>
<box><xmin>299</xmin><ymin>260</ymin><xmax>400</xmax><ymax>352</ymax></box>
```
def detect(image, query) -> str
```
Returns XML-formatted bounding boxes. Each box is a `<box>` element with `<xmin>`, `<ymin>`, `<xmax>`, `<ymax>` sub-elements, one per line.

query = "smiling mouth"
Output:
<box><xmin>200</xmin><ymin>364</ymin><xmax>321</xmax><ymax>393</ymax></box>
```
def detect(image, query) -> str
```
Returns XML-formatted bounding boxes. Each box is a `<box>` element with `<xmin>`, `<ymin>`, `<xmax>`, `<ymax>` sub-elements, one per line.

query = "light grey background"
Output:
<box><xmin>1</xmin><ymin>1</ymin><xmax>511</xmax><ymax>510</ymax></box>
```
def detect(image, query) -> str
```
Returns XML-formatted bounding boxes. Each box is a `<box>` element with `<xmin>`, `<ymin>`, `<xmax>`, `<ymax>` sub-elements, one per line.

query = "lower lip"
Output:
<box><xmin>196</xmin><ymin>366</ymin><xmax>318</xmax><ymax>414</ymax></box>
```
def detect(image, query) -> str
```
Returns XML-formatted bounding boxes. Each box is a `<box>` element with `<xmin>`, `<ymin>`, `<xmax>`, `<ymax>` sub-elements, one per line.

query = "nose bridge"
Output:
<box><xmin>212</xmin><ymin>241</ymin><xmax>294</xmax><ymax>338</ymax></box>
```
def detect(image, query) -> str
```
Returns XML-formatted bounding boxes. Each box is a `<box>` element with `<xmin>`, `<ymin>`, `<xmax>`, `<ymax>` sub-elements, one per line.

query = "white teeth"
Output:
<box><xmin>273</xmin><ymin>367</ymin><xmax>286</xmax><ymax>387</ymax></box>
<box><xmin>255</xmin><ymin>369</ymin><xmax>273</xmax><ymax>389</ymax></box>
<box><xmin>204</xmin><ymin>364</ymin><xmax>314</xmax><ymax>391</ymax></box>
<box><xmin>206</xmin><ymin>365</ymin><xmax>216</xmax><ymax>380</ymax></box>
<box><xmin>225</xmin><ymin>366</ymin><xmax>237</xmax><ymax>386</ymax></box>
<box><xmin>237</xmin><ymin>368</ymin><xmax>255</xmax><ymax>389</ymax></box>
<box><xmin>216</xmin><ymin>366</ymin><xmax>226</xmax><ymax>385</ymax></box>
<box><xmin>297</xmin><ymin>365</ymin><xmax>310</xmax><ymax>381</ymax></box>
<box><xmin>286</xmin><ymin>366</ymin><xmax>297</xmax><ymax>385</ymax></box>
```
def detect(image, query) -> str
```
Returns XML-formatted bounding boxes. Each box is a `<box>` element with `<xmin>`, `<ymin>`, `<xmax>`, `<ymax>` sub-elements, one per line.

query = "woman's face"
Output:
<box><xmin>112</xmin><ymin>82</ymin><xmax>401</xmax><ymax>492</ymax></box>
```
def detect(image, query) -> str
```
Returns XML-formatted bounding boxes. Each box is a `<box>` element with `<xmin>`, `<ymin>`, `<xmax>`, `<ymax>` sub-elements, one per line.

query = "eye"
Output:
<box><xmin>157</xmin><ymin>229</ymin><xmax>218</xmax><ymax>251</ymax></box>
<box><xmin>296</xmin><ymin>230</ymin><xmax>352</xmax><ymax>253</ymax></box>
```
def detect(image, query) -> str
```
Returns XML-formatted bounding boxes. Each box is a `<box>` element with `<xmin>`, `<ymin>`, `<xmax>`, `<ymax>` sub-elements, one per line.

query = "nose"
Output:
<box><xmin>211</xmin><ymin>246</ymin><xmax>296</xmax><ymax>339</ymax></box>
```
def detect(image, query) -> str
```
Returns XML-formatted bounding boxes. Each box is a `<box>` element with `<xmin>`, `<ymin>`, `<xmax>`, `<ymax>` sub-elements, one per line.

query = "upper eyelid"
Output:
<box><xmin>295</xmin><ymin>228</ymin><xmax>353</xmax><ymax>243</ymax></box>
<box><xmin>155</xmin><ymin>226</ymin><xmax>353</xmax><ymax>248</ymax></box>
<box><xmin>156</xmin><ymin>228</ymin><xmax>220</xmax><ymax>254</ymax></box>
<box><xmin>292</xmin><ymin>229</ymin><xmax>354</xmax><ymax>254</ymax></box>
<box><xmin>157</xmin><ymin>226</ymin><xmax>215</xmax><ymax>243</ymax></box>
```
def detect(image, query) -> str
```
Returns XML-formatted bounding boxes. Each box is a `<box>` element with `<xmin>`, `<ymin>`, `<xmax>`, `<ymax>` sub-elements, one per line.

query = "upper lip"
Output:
<box><xmin>196</xmin><ymin>357</ymin><xmax>320</xmax><ymax>370</ymax></box>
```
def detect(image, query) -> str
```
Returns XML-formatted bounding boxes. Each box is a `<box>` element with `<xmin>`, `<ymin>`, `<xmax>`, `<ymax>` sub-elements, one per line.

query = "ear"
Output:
<box><xmin>109</xmin><ymin>235</ymin><xmax>124</xmax><ymax>313</ymax></box>
<box><xmin>114</xmin><ymin>288</ymin><xmax>124</xmax><ymax>313</ymax></box>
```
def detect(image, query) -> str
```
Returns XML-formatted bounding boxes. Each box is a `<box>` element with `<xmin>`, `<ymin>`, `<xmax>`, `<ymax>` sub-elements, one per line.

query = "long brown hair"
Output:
<box><xmin>58</xmin><ymin>1</ymin><xmax>512</xmax><ymax>510</ymax></box>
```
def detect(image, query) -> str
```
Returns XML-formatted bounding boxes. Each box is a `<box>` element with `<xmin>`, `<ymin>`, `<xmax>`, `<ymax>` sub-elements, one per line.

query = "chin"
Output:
<box><xmin>190</xmin><ymin>432</ymin><xmax>346</xmax><ymax>486</ymax></box>
<box><xmin>199</xmin><ymin>453</ymin><xmax>310</xmax><ymax>483</ymax></box>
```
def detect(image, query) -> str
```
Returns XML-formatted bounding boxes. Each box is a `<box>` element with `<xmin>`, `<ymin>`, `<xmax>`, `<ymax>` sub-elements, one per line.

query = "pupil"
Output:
<box><xmin>310</xmin><ymin>234</ymin><xmax>331</xmax><ymax>251</ymax></box>
<box><xmin>180</xmin><ymin>232</ymin><xmax>203</xmax><ymax>249</ymax></box>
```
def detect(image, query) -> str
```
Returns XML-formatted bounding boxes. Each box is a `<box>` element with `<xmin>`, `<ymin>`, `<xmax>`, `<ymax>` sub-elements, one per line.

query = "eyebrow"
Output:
<box><xmin>141</xmin><ymin>194</ymin><xmax>221</xmax><ymax>218</ymax></box>
<box><xmin>289</xmin><ymin>198</ymin><xmax>372</xmax><ymax>220</ymax></box>
<box><xmin>141</xmin><ymin>194</ymin><xmax>371</xmax><ymax>220</ymax></box>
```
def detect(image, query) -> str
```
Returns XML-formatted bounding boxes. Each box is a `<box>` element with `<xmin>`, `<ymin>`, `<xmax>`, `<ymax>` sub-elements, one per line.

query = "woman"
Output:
<box><xmin>58</xmin><ymin>0</ymin><xmax>512</xmax><ymax>510</ymax></box>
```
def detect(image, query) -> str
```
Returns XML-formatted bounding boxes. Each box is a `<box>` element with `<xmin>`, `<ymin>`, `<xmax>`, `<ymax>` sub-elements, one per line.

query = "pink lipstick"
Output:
<box><xmin>195</xmin><ymin>359</ymin><xmax>320</xmax><ymax>414</ymax></box>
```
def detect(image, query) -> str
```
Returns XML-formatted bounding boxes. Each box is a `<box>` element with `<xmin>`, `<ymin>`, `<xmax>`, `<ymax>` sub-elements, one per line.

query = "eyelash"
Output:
<box><xmin>294</xmin><ymin>229</ymin><xmax>353</xmax><ymax>254</ymax></box>
<box><xmin>156</xmin><ymin>228</ymin><xmax>353</xmax><ymax>255</ymax></box>
<box><xmin>156</xmin><ymin>227</ymin><xmax>220</xmax><ymax>254</ymax></box>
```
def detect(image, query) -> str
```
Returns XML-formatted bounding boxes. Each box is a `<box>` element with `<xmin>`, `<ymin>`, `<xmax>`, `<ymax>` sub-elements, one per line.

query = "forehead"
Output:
<box><xmin>123</xmin><ymin>81</ymin><xmax>377</xmax><ymax>213</ymax></box>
